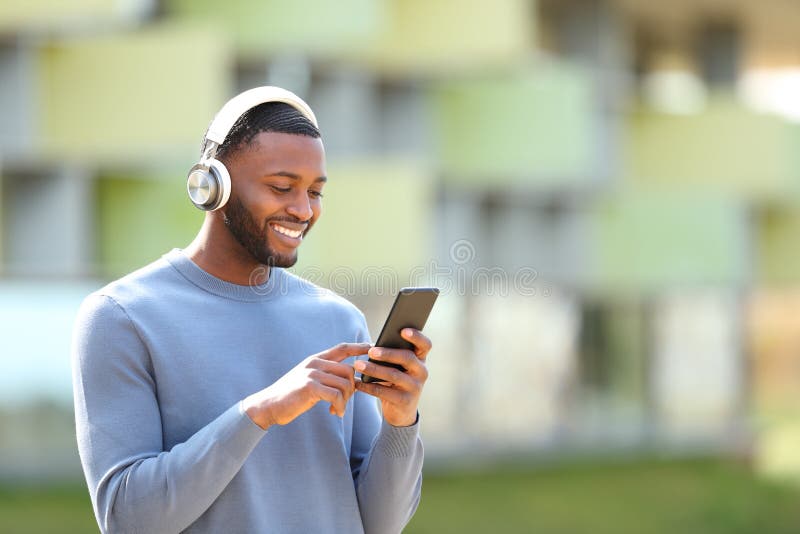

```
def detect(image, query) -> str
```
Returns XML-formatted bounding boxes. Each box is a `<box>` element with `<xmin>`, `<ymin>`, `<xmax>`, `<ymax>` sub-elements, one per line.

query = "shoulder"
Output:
<box><xmin>78</xmin><ymin>254</ymin><xmax>179</xmax><ymax>319</ymax></box>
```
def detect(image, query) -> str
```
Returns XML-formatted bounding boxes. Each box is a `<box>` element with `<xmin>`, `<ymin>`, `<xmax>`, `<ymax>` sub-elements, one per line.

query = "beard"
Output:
<box><xmin>222</xmin><ymin>196</ymin><xmax>306</xmax><ymax>268</ymax></box>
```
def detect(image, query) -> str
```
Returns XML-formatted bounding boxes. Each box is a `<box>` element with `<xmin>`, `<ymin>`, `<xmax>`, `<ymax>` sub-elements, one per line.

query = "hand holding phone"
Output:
<box><xmin>360</xmin><ymin>287</ymin><xmax>439</xmax><ymax>384</ymax></box>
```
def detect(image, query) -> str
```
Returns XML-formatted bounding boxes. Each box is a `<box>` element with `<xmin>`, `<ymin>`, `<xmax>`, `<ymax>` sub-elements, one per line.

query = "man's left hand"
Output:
<box><xmin>353</xmin><ymin>328</ymin><xmax>431</xmax><ymax>427</ymax></box>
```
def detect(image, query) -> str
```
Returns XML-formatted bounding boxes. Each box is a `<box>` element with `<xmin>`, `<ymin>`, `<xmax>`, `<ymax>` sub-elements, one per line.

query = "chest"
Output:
<box><xmin>130</xmin><ymin>297</ymin><xmax>355</xmax><ymax>446</ymax></box>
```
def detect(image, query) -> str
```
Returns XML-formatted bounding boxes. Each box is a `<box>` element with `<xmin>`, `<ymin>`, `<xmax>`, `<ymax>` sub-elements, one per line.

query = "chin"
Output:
<box><xmin>273</xmin><ymin>255</ymin><xmax>298</xmax><ymax>268</ymax></box>
<box><xmin>254</xmin><ymin>249</ymin><xmax>298</xmax><ymax>269</ymax></box>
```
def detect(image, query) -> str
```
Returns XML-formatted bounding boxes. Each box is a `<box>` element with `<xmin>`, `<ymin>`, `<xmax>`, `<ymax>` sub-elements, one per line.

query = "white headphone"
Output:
<box><xmin>187</xmin><ymin>86</ymin><xmax>319</xmax><ymax>211</ymax></box>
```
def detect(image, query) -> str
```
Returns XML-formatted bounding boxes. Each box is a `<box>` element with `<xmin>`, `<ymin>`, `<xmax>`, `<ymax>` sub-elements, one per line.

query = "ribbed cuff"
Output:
<box><xmin>216</xmin><ymin>401</ymin><xmax>267</xmax><ymax>461</ymax></box>
<box><xmin>376</xmin><ymin>414</ymin><xmax>420</xmax><ymax>458</ymax></box>
<box><xmin>237</xmin><ymin>400</ymin><xmax>269</xmax><ymax>432</ymax></box>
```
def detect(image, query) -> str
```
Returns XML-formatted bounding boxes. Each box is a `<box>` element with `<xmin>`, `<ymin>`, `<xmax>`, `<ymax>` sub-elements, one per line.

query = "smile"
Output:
<box><xmin>270</xmin><ymin>223</ymin><xmax>303</xmax><ymax>240</ymax></box>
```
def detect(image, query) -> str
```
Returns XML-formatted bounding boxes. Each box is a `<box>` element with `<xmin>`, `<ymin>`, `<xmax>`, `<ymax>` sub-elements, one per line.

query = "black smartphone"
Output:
<box><xmin>360</xmin><ymin>287</ymin><xmax>439</xmax><ymax>384</ymax></box>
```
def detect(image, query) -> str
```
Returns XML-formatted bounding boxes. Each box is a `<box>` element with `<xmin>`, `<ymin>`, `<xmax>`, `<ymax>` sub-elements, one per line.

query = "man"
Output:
<box><xmin>72</xmin><ymin>87</ymin><xmax>429</xmax><ymax>533</ymax></box>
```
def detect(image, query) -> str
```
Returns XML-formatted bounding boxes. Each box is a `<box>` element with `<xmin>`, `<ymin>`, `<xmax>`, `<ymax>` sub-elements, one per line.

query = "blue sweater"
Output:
<box><xmin>71</xmin><ymin>249</ymin><xmax>423</xmax><ymax>533</ymax></box>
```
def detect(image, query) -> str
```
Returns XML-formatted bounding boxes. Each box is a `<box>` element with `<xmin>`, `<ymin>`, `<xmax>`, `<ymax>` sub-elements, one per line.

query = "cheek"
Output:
<box><xmin>235</xmin><ymin>183</ymin><xmax>268</xmax><ymax>208</ymax></box>
<box><xmin>249</xmin><ymin>189</ymin><xmax>282</xmax><ymax>214</ymax></box>
<box><xmin>313</xmin><ymin>201</ymin><xmax>323</xmax><ymax>220</ymax></box>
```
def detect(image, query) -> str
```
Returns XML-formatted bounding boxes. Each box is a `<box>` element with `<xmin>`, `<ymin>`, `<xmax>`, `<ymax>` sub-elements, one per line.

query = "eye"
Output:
<box><xmin>270</xmin><ymin>185</ymin><xmax>291</xmax><ymax>194</ymax></box>
<box><xmin>309</xmin><ymin>190</ymin><xmax>324</xmax><ymax>199</ymax></box>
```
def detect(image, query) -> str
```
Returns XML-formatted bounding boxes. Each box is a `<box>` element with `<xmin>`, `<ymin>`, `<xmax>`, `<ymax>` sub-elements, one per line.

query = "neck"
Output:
<box><xmin>184</xmin><ymin>214</ymin><xmax>271</xmax><ymax>286</ymax></box>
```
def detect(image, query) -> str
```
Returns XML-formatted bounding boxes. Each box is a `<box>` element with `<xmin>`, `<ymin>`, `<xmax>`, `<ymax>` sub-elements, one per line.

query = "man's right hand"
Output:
<box><xmin>242</xmin><ymin>342</ymin><xmax>371</xmax><ymax>430</ymax></box>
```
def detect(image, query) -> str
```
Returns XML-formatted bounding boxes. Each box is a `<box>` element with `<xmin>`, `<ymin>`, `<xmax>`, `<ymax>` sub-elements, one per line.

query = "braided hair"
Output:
<box><xmin>202</xmin><ymin>101</ymin><xmax>321</xmax><ymax>164</ymax></box>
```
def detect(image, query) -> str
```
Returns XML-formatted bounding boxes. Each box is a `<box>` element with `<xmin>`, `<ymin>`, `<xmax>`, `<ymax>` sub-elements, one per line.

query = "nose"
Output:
<box><xmin>286</xmin><ymin>191</ymin><xmax>313</xmax><ymax>221</ymax></box>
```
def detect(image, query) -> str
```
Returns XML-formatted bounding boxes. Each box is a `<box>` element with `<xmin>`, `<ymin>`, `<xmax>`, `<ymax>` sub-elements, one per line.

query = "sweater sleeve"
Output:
<box><xmin>349</xmin><ymin>313</ymin><xmax>424</xmax><ymax>534</ymax></box>
<box><xmin>71</xmin><ymin>293</ymin><xmax>266</xmax><ymax>534</ymax></box>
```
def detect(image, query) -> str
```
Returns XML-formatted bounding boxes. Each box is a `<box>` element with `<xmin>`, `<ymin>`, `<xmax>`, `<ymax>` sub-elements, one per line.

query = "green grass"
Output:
<box><xmin>405</xmin><ymin>457</ymin><xmax>800</xmax><ymax>534</ymax></box>
<box><xmin>0</xmin><ymin>484</ymin><xmax>97</xmax><ymax>534</ymax></box>
<box><xmin>1</xmin><ymin>457</ymin><xmax>799</xmax><ymax>533</ymax></box>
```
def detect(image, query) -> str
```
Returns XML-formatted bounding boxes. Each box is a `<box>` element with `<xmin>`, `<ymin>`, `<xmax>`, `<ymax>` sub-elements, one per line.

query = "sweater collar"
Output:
<box><xmin>164</xmin><ymin>248</ymin><xmax>285</xmax><ymax>302</ymax></box>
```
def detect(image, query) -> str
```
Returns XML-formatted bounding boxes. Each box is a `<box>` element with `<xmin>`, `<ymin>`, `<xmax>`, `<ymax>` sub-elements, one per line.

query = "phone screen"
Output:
<box><xmin>360</xmin><ymin>287</ymin><xmax>439</xmax><ymax>383</ymax></box>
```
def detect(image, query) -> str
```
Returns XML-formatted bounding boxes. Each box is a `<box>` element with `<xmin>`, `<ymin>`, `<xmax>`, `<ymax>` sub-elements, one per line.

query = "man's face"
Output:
<box><xmin>222</xmin><ymin>131</ymin><xmax>326</xmax><ymax>268</ymax></box>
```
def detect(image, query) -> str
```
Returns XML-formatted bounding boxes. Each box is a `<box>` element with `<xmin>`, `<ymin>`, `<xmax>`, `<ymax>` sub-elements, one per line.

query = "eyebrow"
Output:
<box><xmin>264</xmin><ymin>171</ymin><xmax>327</xmax><ymax>183</ymax></box>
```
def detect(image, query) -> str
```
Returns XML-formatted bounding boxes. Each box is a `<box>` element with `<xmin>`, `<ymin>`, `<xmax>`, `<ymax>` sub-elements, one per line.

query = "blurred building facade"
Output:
<box><xmin>2</xmin><ymin>0</ymin><xmax>800</xmax><ymax>480</ymax></box>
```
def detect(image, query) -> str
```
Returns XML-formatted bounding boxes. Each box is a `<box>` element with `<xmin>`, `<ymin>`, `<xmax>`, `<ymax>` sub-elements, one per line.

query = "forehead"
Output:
<box><xmin>233</xmin><ymin>131</ymin><xmax>326</xmax><ymax>176</ymax></box>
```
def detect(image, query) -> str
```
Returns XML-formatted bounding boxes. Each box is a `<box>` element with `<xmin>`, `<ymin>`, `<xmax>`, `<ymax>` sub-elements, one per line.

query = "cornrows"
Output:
<box><xmin>202</xmin><ymin>101</ymin><xmax>321</xmax><ymax>163</ymax></box>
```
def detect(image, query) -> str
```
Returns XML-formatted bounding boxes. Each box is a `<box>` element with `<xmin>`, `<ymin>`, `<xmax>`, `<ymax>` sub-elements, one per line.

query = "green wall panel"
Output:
<box><xmin>579</xmin><ymin>300</ymin><xmax>647</xmax><ymax>414</ymax></box>
<box><xmin>37</xmin><ymin>23</ymin><xmax>231</xmax><ymax>163</ymax></box>
<box><xmin>433</xmin><ymin>64</ymin><xmax>594</xmax><ymax>185</ymax></box>
<box><xmin>589</xmin><ymin>192</ymin><xmax>747</xmax><ymax>292</ymax></box>
<box><xmin>625</xmin><ymin>96</ymin><xmax>800</xmax><ymax>200</ymax></box>
<box><xmin>164</xmin><ymin>0</ymin><xmax>382</xmax><ymax>57</ymax></box>
<box><xmin>757</xmin><ymin>205</ymin><xmax>800</xmax><ymax>285</ymax></box>
<box><xmin>166</xmin><ymin>0</ymin><xmax>533</xmax><ymax>70</ymax></box>
<box><xmin>96</xmin><ymin>175</ymin><xmax>202</xmax><ymax>278</ymax></box>
<box><xmin>353</xmin><ymin>0</ymin><xmax>534</xmax><ymax>75</ymax></box>
<box><xmin>0</xmin><ymin>173</ymin><xmax>4</xmax><ymax>270</ymax></box>
<box><xmin>292</xmin><ymin>161</ymin><xmax>435</xmax><ymax>281</ymax></box>
<box><xmin>0</xmin><ymin>0</ymin><xmax>116</xmax><ymax>32</ymax></box>
<box><xmin>605</xmin><ymin>302</ymin><xmax>647</xmax><ymax>405</ymax></box>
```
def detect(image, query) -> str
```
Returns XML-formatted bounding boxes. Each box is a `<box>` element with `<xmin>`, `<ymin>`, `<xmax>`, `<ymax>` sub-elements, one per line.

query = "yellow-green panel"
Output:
<box><xmin>433</xmin><ymin>64</ymin><xmax>594</xmax><ymax>184</ymax></box>
<box><xmin>0</xmin><ymin>173</ymin><xmax>4</xmax><ymax>270</ymax></box>
<box><xmin>589</xmin><ymin>192</ymin><xmax>747</xmax><ymax>292</ymax></box>
<box><xmin>757</xmin><ymin>205</ymin><xmax>800</xmax><ymax>285</ymax></box>
<box><xmin>293</xmin><ymin>161</ymin><xmax>435</xmax><ymax>280</ymax></box>
<box><xmin>164</xmin><ymin>0</ymin><xmax>382</xmax><ymax>57</ymax></box>
<box><xmin>37</xmin><ymin>23</ymin><xmax>232</xmax><ymax>163</ymax></box>
<box><xmin>354</xmin><ymin>0</ymin><xmax>534</xmax><ymax>75</ymax></box>
<box><xmin>0</xmin><ymin>0</ymin><xmax>116</xmax><ymax>32</ymax></box>
<box><xmin>97</xmin><ymin>175</ymin><xmax>203</xmax><ymax>278</ymax></box>
<box><xmin>625</xmin><ymin>95</ymin><xmax>800</xmax><ymax>200</ymax></box>
<box><xmin>605</xmin><ymin>302</ymin><xmax>647</xmax><ymax>404</ymax></box>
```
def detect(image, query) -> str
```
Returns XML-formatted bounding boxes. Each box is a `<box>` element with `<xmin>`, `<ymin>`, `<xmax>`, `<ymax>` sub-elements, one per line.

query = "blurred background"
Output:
<box><xmin>3</xmin><ymin>0</ymin><xmax>800</xmax><ymax>532</ymax></box>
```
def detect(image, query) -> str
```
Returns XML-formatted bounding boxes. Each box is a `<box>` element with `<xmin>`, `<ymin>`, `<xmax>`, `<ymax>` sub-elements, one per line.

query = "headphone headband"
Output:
<box><xmin>204</xmin><ymin>86</ymin><xmax>318</xmax><ymax>145</ymax></box>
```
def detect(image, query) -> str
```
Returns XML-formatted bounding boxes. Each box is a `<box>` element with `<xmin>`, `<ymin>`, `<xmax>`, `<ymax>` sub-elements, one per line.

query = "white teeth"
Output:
<box><xmin>273</xmin><ymin>224</ymin><xmax>302</xmax><ymax>239</ymax></box>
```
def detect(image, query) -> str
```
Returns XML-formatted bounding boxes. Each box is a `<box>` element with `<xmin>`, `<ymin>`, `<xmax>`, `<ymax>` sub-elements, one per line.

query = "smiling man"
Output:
<box><xmin>71</xmin><ymin>87</ymin><xmax>429</xmax><ymax>533</ymax></box>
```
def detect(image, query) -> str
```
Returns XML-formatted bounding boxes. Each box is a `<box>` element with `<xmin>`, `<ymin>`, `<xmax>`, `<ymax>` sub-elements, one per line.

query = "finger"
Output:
<box><xmin>355</xmin><ymin>380</ymin><xmax>409</xmax><ymax>405</ymax></box>
<box><xmin>368</xmin><ymin>347</ymin><xmax>428</xmax><ymax>382</ymax></box>
<box><xmin>354</xmin><ymin>359</ymin><xmax>417</xmax><ymax>390</ymax></box>
<box><xmin>400</xmin><ymin>328</ymin><xmax>432</xmax><ymax>359</ymax></box>
<box><xmin>311</xmin><ymin>370</ymin><xmax>355</xmax><ymax>403</ymax></box>
<box><xmin>319</xmin><ymin>343</ymin><xmax>372</xmax><ymax>362</ymax></box>
<box><xmin>310</xmin><ymin>359</ymin><xmax>356</xmax><ymax>386</ymax></box>
<box><xmin>310</xmin><ymin>382</ymin><xmax>347</xmax><ymax>417</ymax></box>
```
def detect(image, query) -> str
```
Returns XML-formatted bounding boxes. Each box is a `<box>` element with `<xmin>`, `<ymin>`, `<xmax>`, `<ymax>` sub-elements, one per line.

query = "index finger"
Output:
<box><xmin>319</xmin><ymin>342</ymin><xmax>372</xmax><ymax>362</ymax></box>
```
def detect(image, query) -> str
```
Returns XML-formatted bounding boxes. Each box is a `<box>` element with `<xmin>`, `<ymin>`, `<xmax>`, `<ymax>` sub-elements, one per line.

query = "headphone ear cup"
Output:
<box><xmin>186</xmin><ymin>159</ymin><xmax>231</xmax><ymax>211</ymax></box>
<box><xmin>207</xmin><ymin>159</ymin><xmax>231</xmax><ymax>211</ymax></box>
